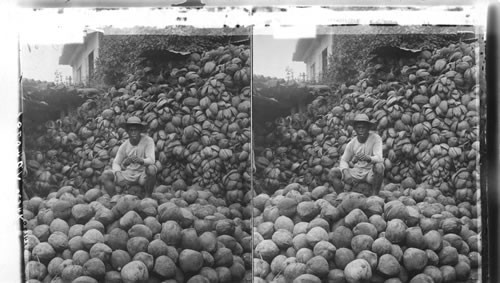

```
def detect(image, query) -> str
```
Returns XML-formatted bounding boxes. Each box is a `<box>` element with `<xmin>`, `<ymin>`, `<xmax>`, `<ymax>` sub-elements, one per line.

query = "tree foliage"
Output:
<box><xmin>94</xmin><ymin>32</ymin><xmax>249</xmax><ymax>87</ymax></box>
<box><xmin>323</xmin><ymin>32</ymin><xmax>465</xmax><ymax>87</ymax></box>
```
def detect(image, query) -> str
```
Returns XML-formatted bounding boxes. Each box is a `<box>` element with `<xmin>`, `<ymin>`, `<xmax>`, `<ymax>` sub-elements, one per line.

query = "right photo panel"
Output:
<box><xmin>252</xmin><ymin>25</ymin><xmax>485</xmax><ymax>283</ymax></box>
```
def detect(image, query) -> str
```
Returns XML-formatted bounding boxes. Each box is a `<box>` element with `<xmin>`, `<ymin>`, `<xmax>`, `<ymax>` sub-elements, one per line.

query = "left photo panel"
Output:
<box><xmin>21</xmin><ymin>21</ymin><xmax>252</xmax><ymax>282</ymax></box>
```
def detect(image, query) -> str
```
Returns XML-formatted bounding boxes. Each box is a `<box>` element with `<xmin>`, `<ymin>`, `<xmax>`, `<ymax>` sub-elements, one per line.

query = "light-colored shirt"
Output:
<box><xmin>112</xmin><ymin>134</ymin><xmax>155</xmax><ymax>173</ymax></box>
<box><xmin>339</xmin><ymin>132</ymin><xmax>383</xmax><ymax>172</ymax></box>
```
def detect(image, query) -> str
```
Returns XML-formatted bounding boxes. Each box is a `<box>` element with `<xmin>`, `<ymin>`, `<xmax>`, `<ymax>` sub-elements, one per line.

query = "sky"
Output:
<box><xmin>253</xmin><ymin>34</ymin><xmax>306</xmax><ymax>79</ymax></box>
<box><xmin>20</xmin><ymin>44</ymin><xmax>73</xmax><ymax>82</ymax></box>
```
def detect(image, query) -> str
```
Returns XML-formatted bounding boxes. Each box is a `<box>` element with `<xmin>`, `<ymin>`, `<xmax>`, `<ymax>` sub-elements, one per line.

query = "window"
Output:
<box><xmin>310</xmin><ymin>63</ymin><xmax>316</xmax><ymax>82</ymax></box>
<box><xmin>322</xmin><ymin>47</ymin><xmax>328</xmax><ymax>75</ymax></box>
<box><xmin>76</xmin><ymin>67</ymin><xmax>82</xmax><ymax>84</ymax></box>
<box><xmin>88</xmin><ymin>51</ymin><xmax>94</xmax><ymax>79</ymax></box>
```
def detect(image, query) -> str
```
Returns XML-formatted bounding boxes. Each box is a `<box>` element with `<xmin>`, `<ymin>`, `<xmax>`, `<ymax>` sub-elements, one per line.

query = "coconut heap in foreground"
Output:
<box><xmin>253</xmin><ymin>41</ymin><xmax>482</xmax><ymax>282</ymax></box>
<box><xmin>24</xmin><ymin>41</ymin><xmax>253</xmax><ymax>283</ymax></box>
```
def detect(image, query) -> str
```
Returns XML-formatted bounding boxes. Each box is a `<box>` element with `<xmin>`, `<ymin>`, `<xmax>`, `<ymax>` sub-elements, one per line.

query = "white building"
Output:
<box><xmin>292</xmin><ymin>34</ymin><xmax>333</xmax><ymax>82</ymax></box>
<box><xmin>59</xmin><ymin>27</ymin><xmax>250</xmax><ymax>86</ymax></box>
<box><xmin>292</xmin><ymin>25</ymin><xmax>477</xmax><ymax>83</ymax></box>
<box><xmin>59</xmin><ymin>31</ymin><xmax>102</xmax><ymax>86</ymax></box>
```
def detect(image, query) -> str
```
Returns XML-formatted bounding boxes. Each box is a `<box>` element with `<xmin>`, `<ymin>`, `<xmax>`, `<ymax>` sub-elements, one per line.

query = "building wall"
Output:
<box><xmin>303</xmin><ymin>34</ymin><xmax>333</xmax><ymax>82</ymax></box>
<box><xmin>71</xmin><ymin>33</ymin><xmax>100</xmax><ymax>85</ymax></box>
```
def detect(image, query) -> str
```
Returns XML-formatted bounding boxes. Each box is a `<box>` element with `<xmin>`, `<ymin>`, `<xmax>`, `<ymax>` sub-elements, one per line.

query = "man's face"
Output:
<box><xmin>127</xmin><ymin>126</ymin><xmax>141</xmax><ymax>144</ymax></box>
<box><xmin>354</xmin><ymin>122</ymin><xmax>370</xmax><ymax>141</ymax></box>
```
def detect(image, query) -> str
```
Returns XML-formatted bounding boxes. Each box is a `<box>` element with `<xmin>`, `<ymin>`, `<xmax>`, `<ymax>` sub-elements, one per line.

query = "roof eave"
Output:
<box><xmin>292</xmin><ymin>38</ymin><xmax>314</xmax><ymax>62</ymax></box>
<box><xmin>59</xmin><ymin>44</ymin><xmax>83</xmax><ymax>65</ymax></box>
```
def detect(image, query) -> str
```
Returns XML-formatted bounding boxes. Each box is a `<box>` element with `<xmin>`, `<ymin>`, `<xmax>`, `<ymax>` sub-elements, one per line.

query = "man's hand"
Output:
<box><xmin>122</xmin><ymin>156</ymin><xmax>144</xmax><ymax>167</ymax></box>
<box><xmin>354</xmin><ymin>152</ymin><xmax>372</xmax><ymax>162</ymax></box>
<box><xmin>122</xmin><ymin>157</ymin><xmax>133</xmax><ymax>167</ymax></box>
<box><xmin>123</xmin><ymin>156</ymin><xmax>144</xmax><ymax>167</ymax></box>
<box><xmin>131</xmin><ymin>156</ymin><xmax>145</xmax><ymax>165</ymax></box>
<box><xmin>352</xmin><ymin>155</ymin><xmax>360</xmax><ymax>163</ymax></box>
<box><xmin>360</xmin><ymin>155</ymin><xmax>372</xmax><ymax>162</ymax></box>
<box><xmin>136</xmin><ymin>157</ymin><xmax>145</xmax><ymax>165</ymax></box>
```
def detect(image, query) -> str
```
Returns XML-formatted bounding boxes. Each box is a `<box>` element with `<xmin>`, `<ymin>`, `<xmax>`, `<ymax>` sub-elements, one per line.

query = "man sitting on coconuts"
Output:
<box><xmin>329</xmin><ymin>114</ymin><xmax>384</xmax><ymax>196</ymax></box>
<box><xmin>101</xmin><ymin>116</ymin><xmax>157</xmax><ymax>197</ymax></box>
